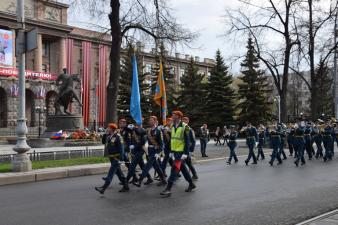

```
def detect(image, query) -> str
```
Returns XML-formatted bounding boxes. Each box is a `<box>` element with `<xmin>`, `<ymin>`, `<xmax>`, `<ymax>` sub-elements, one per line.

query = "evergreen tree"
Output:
<box><xmin>313</xmin><ymin>60</ymin><xmax>334</xmax><ymax>117</ymax></box>
<box><xmin>237</xmin><ymin>37</ymin><xmax>272</xmax><ymax>126</ymax></box>
<box><xmin>205</xmin><ymin>50</ymin><xmax>237</xmax><ymax>130</ymax></box>
<box><xmin>179</xmin><ymin>57</ymin><xmax>206</xmax><ymax>129</ymax></box>
<box><xmin>117</xmin><ymin>44</ymin><xmax>152</xmax><ymax>121</ymax></box>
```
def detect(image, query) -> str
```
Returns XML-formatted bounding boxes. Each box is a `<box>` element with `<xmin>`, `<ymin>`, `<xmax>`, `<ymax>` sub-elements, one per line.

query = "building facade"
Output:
<box><xmin>0</xmin><ymin>0</ymin><xmax>215</xmax><ymax>133</ymax></box>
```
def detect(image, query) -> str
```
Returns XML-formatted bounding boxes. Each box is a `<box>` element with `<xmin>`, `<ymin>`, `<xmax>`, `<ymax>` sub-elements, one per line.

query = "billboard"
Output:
<box><xmin>0</xmin><ymin>29</ymin><xmax>13</xmax><ymax>67</ymax></box>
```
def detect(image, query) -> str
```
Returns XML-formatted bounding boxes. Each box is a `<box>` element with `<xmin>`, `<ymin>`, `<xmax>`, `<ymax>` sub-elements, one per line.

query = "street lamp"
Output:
<box><xmin>35</xmin><ymin>106</ymin><xmax>47</xmax><ymax>137</ymax></box>
<box><xmin>274</xmin><ymin>96</ymin><xmax>281</xmax><ymax>123</ymax></box>
<box><xmin>300</xmin><ymin>112</ymin><xmax>304</xmax><ymax>120</ymax></box>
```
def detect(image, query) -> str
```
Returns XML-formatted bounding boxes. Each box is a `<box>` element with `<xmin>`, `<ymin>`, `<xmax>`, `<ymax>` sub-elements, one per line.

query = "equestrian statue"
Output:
<box><xmin>54</xmin><ymin>68</ymin><xmax>82</xmax><ymax>115</ymax></box>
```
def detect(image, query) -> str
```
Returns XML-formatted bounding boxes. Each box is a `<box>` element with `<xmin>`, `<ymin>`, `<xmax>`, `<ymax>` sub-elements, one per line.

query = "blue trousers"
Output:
<box><xmin>185</xmin><ymin>153</ymin><xmax>197</xmax><ymax>177</ymax></box>
<box><xmin>161</xmin><ymin>148</ymin><xmax>170</xmax><ymax>174</ymax></box>
<box><xmin>246</xmin><ymin>140</ymin><xmax>257</xmax><ymax>163</ymax></box>
<box><xmin>294</xmin><ymin>140</ymin><xmax>305</xmax><ymax>164</ymax></box>
<box><xmin>139</xmin><ymin>149</ymin><xmax>165</xmax><ymax>181</ymax></box>
<box><xmin>315</xmin><ymin>141</ymin><xmax>323</xmax><ymax>158</ymax></box>
<box><xmin>257</xmin><ymin>139</ymin><xmax>265</xmax><ymax>160</ymax></box>
<box><xmin>127</xmin><ymin>150</ymin><xmax>151</xmax><ymax>180</ymax></box>
<box><xmin>323</xmin><ymin>140</ymin><xmax>333</xmax><ymax>160</ymax></box>
<box><xmin>200</xmin><ymin>139</ymin><xmax>207</xmax><ymax>156</ymax></box>
<box><xmin>168</xmin><ymin>153</ymin><xmax>192</xmax><ymax>184</ymax></box>
<box><xmin>228</xmin><ymin>143</ymin><xmax>238</xmax><ymax>162</ymax></box>
<box><xmin>105</xmin><ymin>157</ymin><xmax>126</xmax><ymax>185</ymax></box>
<box><xmin>270</xmin><ymin>143</ymin><xmax>282</xmax><ymax>164</ymax></box>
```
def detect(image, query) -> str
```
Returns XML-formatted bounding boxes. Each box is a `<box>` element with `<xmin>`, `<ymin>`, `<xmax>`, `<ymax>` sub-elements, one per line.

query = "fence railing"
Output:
<box><xmin>0</xmin><ymin>148</ymin><xmax>105</xmax><ymax>163</ymax></box>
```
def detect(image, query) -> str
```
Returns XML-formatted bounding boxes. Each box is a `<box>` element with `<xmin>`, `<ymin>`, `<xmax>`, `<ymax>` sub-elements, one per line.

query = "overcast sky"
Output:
<box><xmin>66</xmin><ymin>0</ymin><xmax>334</xmax><ymax>74</ymax></box>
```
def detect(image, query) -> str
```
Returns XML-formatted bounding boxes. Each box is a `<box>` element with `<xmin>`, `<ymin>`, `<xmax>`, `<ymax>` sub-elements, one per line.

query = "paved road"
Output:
<box><xmin>1</xmin><ymin>155</ymin><xmax>338</xmax><ymax>225</ymax></box>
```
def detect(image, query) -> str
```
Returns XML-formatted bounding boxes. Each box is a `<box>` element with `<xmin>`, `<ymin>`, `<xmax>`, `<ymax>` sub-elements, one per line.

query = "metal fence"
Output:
<box><xmin>0</xmin><ymin>148</ymin><xmax>105</xmax><ymax>163</ymax></box>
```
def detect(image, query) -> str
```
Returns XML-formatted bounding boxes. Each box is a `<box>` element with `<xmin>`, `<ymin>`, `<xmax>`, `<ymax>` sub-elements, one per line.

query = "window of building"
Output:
<box><xmin>145</xmin><ymin>64</ymin><xmax>152</xmax><ymax>73</ymax></box>
<box><xmin>42</xmin><ymin>42</ymin><xmax>50</xmax><ymax>57</ymax></box>
<box><xmin>42</xmin><ymin>64</ymin><xmax>48</xmax><ymax>72</ymax></box>
<box><xmin>180</xmin><ymin>68</ymin><xmax>185</xmax><ymax>77</ymax></box>
<box><xmin>170</xmin><ymin>67</ymin><xmax>176</xmax><ymax>75</ymax></box>
<box><xmin>79</xmin><ymin>49</ymin><xmax>82</xmax><ymax>62</ymax></box>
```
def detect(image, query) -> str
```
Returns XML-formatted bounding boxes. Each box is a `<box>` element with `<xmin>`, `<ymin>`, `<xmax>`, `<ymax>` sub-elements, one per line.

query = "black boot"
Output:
<box><xmin>157</xmin><ymin>178</ymin><xmax>167</xmax><ymax>186</ymax></box>
<box><xmin>144</xmin><ymin>178</ymin><xmax>154</xmax><ymax>185</ymax></box>
<box><xmin>95</xmin><ymin>182</ymin><xmax>109</xmax><ymax>194</ymax></box>
<box><xmin>192</xmin><ymin>174</ymin><xmax>199</xmax><ymax>180</ymax></box>
<box><xmin>185</xmin><ymin>182</ymin><xmax>196</xmax><ymax>192</ymax></box>
<box><xmin>119</xmin><ymin>182</ymin><xmax>130</xmax><ymax>192</ymax></box>
<box><xmin>160</xmin><ymin>181</ymin><xmax>173</xmax><ymax>197</ymax></box>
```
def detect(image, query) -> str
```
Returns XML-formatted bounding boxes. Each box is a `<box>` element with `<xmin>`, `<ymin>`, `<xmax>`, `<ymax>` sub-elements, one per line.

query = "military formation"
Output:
<box><xmin>94</xmin><ymin>113</ymin><xmax>338</xmax><ymax>197</ymax></box>
<box><xmin>224</xmin><ymin>119</ymin><xmax>338</xmax><ymax>167</ymax></box>
<box><xmin>95</xmin><ymin>110</ymin><xmax>197</xmax><ymax>197</ymax></box>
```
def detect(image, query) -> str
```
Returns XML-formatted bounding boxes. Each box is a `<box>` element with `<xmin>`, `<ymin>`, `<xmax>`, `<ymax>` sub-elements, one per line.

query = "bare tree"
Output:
<box><xmin>225</xmin><ymin>0</ymin><xmax>302</xmax><ymax>122</ymax></box>
<box><xmin>292</xmin><ymin>0</ymin><xmax>338</xmax><ymax>119</ymax></box>
<box><xmin>68</xmin><ymin>0</ymin><xmax>196</xmax><ymax>123</ymax></box>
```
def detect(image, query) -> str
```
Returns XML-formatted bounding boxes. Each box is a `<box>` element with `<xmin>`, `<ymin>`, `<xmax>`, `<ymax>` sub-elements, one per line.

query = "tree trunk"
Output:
<box><xmin>106</xmin><ymin>0</ymin><xmax>121</xmax><ymax>124</ymax></box>
<box><xmin>308</xmin><ymin>0</ymin><xmax>317</xmax><ymax>120</ymax></box>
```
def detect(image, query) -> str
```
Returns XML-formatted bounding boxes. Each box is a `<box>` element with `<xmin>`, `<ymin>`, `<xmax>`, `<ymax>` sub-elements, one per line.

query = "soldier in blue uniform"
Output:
<box><xmin>287</xmin><ymin>124</ymin><xmax>295</xmax><ymax>157</ymax></box>
<box><xmin>160</xmin><ymin>111</ymin><xmax>196</xmax><ymax>197</ymax></box>
<box><xmin>294</xmin><ymin>124</ymin><xmax>306</xmax><ymax>167</ymax></box>
<box><xmin>323</xmin><ymin>121</ymin><xmax>334</xmax><ymax>162</ymax></box>
<box><xmin>312</xmin><ymin>123</ymin><xmax>323</xmax><ymax>159</ymax></box>
<box><xmin>136</xmin><ymin>116</ymin><xmax>167</xmax><ymax>187</ymax></box>
<box><xmin>161</xmin><ymin>117</ymin><xmax>173</xmax><ymax>177</ymax></box>
<box><xmin>304</xmin><ymin>122</ymin><xmax>313</xmax><ymax>160</ymax></box>
<box><xmin>118</xmin><ymin>118</ymin><xmax>134</xmax><ymax>179</ymax></box>
<box><xmin>241</xmin><ymin>122</ymin><xmax>258</xmax><ymax>165</ymax></box>
<box><xmin>95</xmin><ymin>123</ymin><xmax>129</xmax><ymax>194</ymax></box>
<box><xmin>182</xmin><ymin>116</ymin><xmax>198</xmax><ymax>180</ymax></box>
<box><xmin>226</xmin><ymin>125</ymin><xmax>238</xmax><ymax>164</ymax></box>
<box><xmin>125</xmin><ymin>123</ymin><xmax>153</xmax><ymax>185</ymax></box>
<box><xmin>277</xmin><ymin>123</ymin><xmax>287</xmax><ymax>160</ymax></box>
<box><xmin>269</xmin><ymin>125</ymin><xmax>282</xmax><ymax>166</ymax></box>
<box><xmin>256</xmin><ymin>124</ymin><xmax>265</xmax><ymax>160</ymax></box>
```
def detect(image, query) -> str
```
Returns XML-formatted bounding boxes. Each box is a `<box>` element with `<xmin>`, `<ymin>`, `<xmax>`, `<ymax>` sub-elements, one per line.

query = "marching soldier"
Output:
<box><xmin>256</xmin><ymin>124</ymin><xmax>265</xmax><ymax>160</ymax></box>
<box><xmin>95</xmin><ymin>123</ymin><xmax>129</xmax><ymax>194</ymax></box>
<box><xmin>226</xmin><ymin>125</ymin><xmax>238</xmax><ymax>164</ymax></box>
<box><xmin>287</xmin><ymin>124</ymin><xmax>295</xmax><ymax>157</ymax></box>
<box><xmin>294</xmin><ymin>124</ymin><xmax>306</xmax><ymax>167</ymax></box>
<box><xmin>269</xmin><ymin>124</ymin><xmax>282</xmax><ymax>166</ymax></box>
<box><xmin>277</xmin><ymin>123</ymin><xmax>287</xmax><ymax>160</ymax></box>
<box><xmin>323</xmin><ymin>120</ymin><xmax>334</xmax><ymax>162</ymax></box>
<box><xmin>118</xmin><ymin>118</ymin><xmax>133</xmax><ymax>177</ymax></box>
<box><xmin>125</xmin><ymin>123</ymin><xmax>153</xmax><ymax>185</ymax></box>
<box><xmin>161</xmin><ymin>117</ymin><xmax>173</xmax><ymax>177</ymax></box>
<box><xmin>182</xmin><ymin>116</ymin><xmax>198</xmax><ymax>180</ymax></box>
<box><xmin>241</xmin><ymin>122</ymin><xmax>258</xmax><ymax>165</ymax></box>
<box><xmin>160</xmin><ymin>111</ymin><xmax>196</xmax><ymax>197</ymax></box>
<box><xmin>304</xmin><ymin>122</ymin><xmax>313</xmax><ymax>160</ymax></box>
<box><xmin>136</xmin><ymin>116</ymin><xmax>167</xmax><ymax>187</ymax></box>
<box><xmin>312</xmin><ymin>123</ymin><xmax>323</xmax><ymax>159</ymax></box>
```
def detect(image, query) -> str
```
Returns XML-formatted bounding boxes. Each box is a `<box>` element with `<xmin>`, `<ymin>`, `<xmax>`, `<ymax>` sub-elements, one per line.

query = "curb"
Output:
<box><xmin>0</xmin><ymin>163</ymin><xmax>110</xmax><ymax>186</ymax></box>
<box><xmin>296</xmin><ymin>209</ymin><xmax>338</xmax><ymax>225</ymax></box>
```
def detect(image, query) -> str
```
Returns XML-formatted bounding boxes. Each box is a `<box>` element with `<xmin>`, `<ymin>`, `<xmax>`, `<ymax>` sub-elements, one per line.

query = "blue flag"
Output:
<box><xmin>130</xmin><ymin>55</ymin><xmax>142</xmax><ymax>125</ymax></box>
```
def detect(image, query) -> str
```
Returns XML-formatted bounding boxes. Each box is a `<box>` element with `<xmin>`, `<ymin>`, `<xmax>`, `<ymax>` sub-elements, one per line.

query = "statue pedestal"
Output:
<box><xmin>42</xmin><ymin>115</ymin><xmax>84</xmax><ymax>138</ymax></box>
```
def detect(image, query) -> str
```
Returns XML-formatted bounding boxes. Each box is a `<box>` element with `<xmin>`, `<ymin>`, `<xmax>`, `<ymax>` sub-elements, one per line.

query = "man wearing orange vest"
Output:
<box><xmin>160</xmin><ymin>110</ymin><xmax>196</xmax><ymax>197</ymax></box>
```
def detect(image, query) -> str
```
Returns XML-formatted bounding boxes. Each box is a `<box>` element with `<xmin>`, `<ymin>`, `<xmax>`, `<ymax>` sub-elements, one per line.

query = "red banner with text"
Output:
<box><xmin>0</xmin><ymin>67</ymin><xmax>57</xmax><ymax>81</ymax></box>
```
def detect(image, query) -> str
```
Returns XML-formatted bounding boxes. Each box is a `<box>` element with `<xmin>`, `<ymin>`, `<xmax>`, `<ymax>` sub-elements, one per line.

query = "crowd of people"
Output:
<box><xmin>222</xmin><ymin>119</ymin><xmax>338</xmax><ymax>167</ymax></box>
<box><xmin>95</xmin><ymin>110</ymin><xmax>198</xmax><ymax>197</ymax></box>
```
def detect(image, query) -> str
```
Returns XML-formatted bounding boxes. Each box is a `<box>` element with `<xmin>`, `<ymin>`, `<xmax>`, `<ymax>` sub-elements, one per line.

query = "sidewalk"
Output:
<box><xmin>297</xmin><ymin>209</ymin><xmax>338</xmax><ymax>225</ymax></box>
